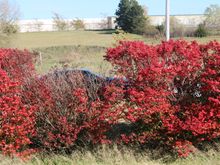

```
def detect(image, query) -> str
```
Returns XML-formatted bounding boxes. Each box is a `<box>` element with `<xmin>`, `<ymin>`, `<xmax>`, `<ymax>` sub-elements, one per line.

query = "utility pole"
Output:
<box><xmin>166</xmin><ymin>0</ymin><xmax>170</xmax><ymax>41</ymax></box>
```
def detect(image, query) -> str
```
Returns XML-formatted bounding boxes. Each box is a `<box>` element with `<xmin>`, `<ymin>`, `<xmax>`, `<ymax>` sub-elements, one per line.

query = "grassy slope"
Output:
<box><xmin>8</xmin><ymin>30</ymin><xmax>220</xmax><ymax>74</ymax></box>
<box><xmin>10</xmin><ymin>30</ymin><xmax>145</xmax><ymax>49</ymax></box>
<box><xmin>9</xmin><ymin>30</ymin><xmax>147</xmax><ymax>74</ymax></box>
<box><xmin>9</xmin><ymin>30</ymin><xmax>220</xmax><ymax>49</ymax></box>
<box><xmin>10</xmin><ymin>31</ymin><xmax>113</xmax><ymax>49</ymax></box>
<box><xmin>34</xmin><ymin>45</ymin><xmax>112</xmax><ymax>75</ymax></box>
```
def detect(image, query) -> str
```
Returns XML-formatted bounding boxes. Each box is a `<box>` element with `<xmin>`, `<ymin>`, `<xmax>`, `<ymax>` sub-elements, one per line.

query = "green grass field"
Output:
<box><xmin>8</xmin><ymin>30</ymin><xmax>220</xmax><ymax>49</ymax></box>
<box><xmin>9</xmin><ymin>30</ymin><xmax>146</xmax><ymax>49</ymax></box>
<box><xmin>7</xmin><ymin>30</ymin><xmax>145</xmax><ymax>74</ymax></box>
<box><xmin>34</xmin><ymin>45</ymin><xmax>112</xmax><ymax>75</ymax></box>
<box><xmin>6</xmin><ymin>30</ymin><xmax>220</xmax><ymax>74</ymax></box>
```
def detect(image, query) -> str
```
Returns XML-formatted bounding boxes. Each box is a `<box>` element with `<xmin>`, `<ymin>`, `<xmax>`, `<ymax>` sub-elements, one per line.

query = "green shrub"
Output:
<box><xmin>144</xmin><ymin>25</ymin><xmax>160</xmax><ymax>37</ymax></box>
<box><xmin>71</xmin><ymin>19</ymin><xmax>85</xmax><ymax>30</ymax></box>
<box><xmin>194</xmin><ymin>24</ymin><xmax>208</xmax><ymax>37</ymax></box>
<box><xmin>155</xmin><ymin>24</ymin><xmax>165</xmax><ymax>35</ymax></box>
<box><xmin>1</xmin><ymin>22</ymin><xmax>19</xmax><ymax>34</ymax></box>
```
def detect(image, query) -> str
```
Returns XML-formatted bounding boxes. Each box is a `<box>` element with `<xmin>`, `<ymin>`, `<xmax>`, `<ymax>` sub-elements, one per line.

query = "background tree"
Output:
<box><xmin>204</xmin><ymin>4</ymin><xmax>220</xmax><ymax>30</ymax></box>
<box><xmin>115</xmin><ymin>0</ymin><xmax>147</xmax><ymax>34</ymax></box>
<box><xmin>194</xmin><ymin>23</ymin><xmax>208</xmax><ymax>37</ymax></box>
<box><xmin>52</xmin><ymin>12</ymin><xmax>69</xmax><ymax>31</ymax></box>
<box><xmin>0</xmin><ymin>0</ymin><xmax>19</xmax><ymax>34</ymax></box>
<box><xmin>162</xmin><ymin>16</ymin><xmax>185</xmax><ymax>37</ymax></box>
<box><xmin>142</xmin><ymin>5</ymin><xmax>148</xmax><ymax>16</ymax></box>
<box><xmin>34</xmin><ymin>19</ymin><xmax>43</xmax><ymax>32</ymax></box>
<box><xmin>71</xmin><ymin>18</ymin><xmax>85</xmax><ymax>30</ymax></box>
<box><xmin>0</xmin><ymin>0</ymin><xmax>19</xmax><ymax>46</ymax></box>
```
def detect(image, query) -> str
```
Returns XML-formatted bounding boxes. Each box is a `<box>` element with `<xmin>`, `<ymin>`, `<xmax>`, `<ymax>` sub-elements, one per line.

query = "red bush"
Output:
<box><xmin>0</xmin><ymin>49</ymin><xmax>37</xmax><ymax>157</ymax></box>
<box><xmin>21</xmin><ymin>70</ymin><xmax>115</xmax><ymax>152</ymax></box>
<box><xmin>0</xmin><ymin>49</ymin><xmax>35</xmax><ymax>82</ymax></box>
<box><xmin>0</xmin><ymin>69</ymin><xmax>36</xmax><ymax>157</ymax></box>
<box><xmin>105</xmin><ymin>40</ymin><xmax>220</xmax><ymax>156</ymax></box>
<box><xmin>0</xmin><ymin>41</ymin><xmax>219</xmax><ymax>158</ymax></box>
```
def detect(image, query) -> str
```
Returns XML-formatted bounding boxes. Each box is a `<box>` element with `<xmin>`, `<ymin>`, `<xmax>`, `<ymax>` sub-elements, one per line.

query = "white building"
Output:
<box><xmin>18</xmin><ymin>15</ymin><xmax>205</xmax><ymax>33</ymax></box>
<box><xmin>18</xmin><ymin>17</ymin><xmax>116</xmax><ymax>32</ymax></box>
<box><xmin>149</xmin><ymin>14</ymin><xmax>205</xmax><ymax>27</ymax></box>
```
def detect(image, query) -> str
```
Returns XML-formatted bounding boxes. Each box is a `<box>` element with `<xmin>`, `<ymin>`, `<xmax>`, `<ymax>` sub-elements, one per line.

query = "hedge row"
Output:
<box><xmin>0</xmin><ymin>40</ymin><xmax>219</xmax><ymax>158</ymax></box>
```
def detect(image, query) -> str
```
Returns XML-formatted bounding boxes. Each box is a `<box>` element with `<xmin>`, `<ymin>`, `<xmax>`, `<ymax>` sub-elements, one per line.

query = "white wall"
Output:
<box><xmin>18</xmin><ymin>15</ymin><xmax>205</xmax><ymax>33</ymax></box>
<box><xmin>150</xmin><ymin>15</ymin><xmax>205</xmax><ymax>27</ymax></box>
<box><xmin>18</xmin><ymin>17</ymin><xmax>116</xmax><ymax>32</ymax></box>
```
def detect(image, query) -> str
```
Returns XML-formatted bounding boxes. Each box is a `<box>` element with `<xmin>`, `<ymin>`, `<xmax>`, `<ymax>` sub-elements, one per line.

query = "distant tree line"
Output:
<box><xmin>0</xmin><ymin>0</ymin><xmax>20</xmax><ymax>46</ymax></box>
<box><xmin>115</xmin><ymin>0</ymin><xmax>220</xmax><ymax>38</ymax></box>
<box><xmin>0</xmin><ymin>0</ymin><xmax>220</xmax><ymax>39</ymax></box>
<box><xmin>52</xmin><ymin>13</ymin><xmax>86</xmax><ymax>31</ymax></box>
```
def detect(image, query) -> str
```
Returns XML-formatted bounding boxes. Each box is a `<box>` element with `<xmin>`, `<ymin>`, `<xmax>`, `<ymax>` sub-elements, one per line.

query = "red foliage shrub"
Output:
<box><xmin>21</xmin><ymin>69</ymin><xmax>117</xmax><ymax>152</ymax></box>
<box><xmin>0</xmin><ymin>49</ymin><xmax>36</xmax><ymax>157</ymax></box>
<box><xmin>0</xmin><ymin>49</ymin><xmax>35</xmax><ymax>82</ymax></box>
<box><xmin>0</xmin><ymin>69</ymin><xmax>36</xmax><ymax>157</ymax></box>
<box><xmin>0</xmin><ymin>41</ymin><xmax>219</xmax><ymax>158</ymax></box>
<box><xmin>105</xmin><ymin>40</ymin><xmax>220</xmax><ymax>156</ymax></box>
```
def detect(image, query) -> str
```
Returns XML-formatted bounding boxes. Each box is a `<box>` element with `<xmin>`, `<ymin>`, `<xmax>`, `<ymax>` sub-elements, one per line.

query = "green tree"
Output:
<box><xmin>115</xmin><ymin>0</ymin><xmax>147</xmax><ymax>34</ymax></box>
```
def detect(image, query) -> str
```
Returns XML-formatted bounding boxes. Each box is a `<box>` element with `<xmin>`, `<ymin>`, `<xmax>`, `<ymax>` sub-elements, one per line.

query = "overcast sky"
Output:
<box><xmin>13</xmin><ymin>0</ymin><xmax>220</xmax><ymax>20</ymax></box>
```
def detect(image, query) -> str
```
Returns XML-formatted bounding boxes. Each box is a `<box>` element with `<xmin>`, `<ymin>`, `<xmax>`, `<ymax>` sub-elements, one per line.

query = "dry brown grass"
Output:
<box><xmin>1</xmin><ymin>145</ymin><xmax>220</xmax><ymax>165</ymax></box>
